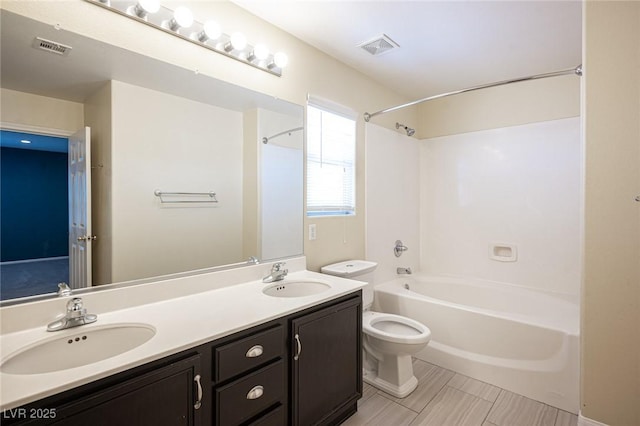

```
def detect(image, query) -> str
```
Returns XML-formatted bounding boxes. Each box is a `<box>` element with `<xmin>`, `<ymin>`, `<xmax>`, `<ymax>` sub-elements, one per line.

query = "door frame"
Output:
<box><xmin>0</xmin><ymin>121</ymin><xmax>89</xmax><ymax>295</ymax></box>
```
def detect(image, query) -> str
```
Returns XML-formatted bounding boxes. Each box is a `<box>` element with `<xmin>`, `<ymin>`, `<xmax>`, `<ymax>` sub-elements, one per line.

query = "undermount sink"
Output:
<box><xmin>1</xmin><ymin>323</ymin><xmax>156</xmax><ymax>375</ymax></box>
<box><xmin>263</xmin><ymin>280</ymin><xmax>332</xmax><ymax>298</ymax></box>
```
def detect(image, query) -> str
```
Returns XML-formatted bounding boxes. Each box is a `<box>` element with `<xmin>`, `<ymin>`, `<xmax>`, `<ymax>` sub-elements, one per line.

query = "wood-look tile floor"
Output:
<box><xmin>344</xmin><ymin>359</ymin><xmax>578</xmax><ymax>426</ymax></box>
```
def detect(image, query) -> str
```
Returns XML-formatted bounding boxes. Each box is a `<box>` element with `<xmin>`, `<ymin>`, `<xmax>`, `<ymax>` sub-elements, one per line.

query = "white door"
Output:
<box><xmin>68</xmin><ymin>127</ymin><xmax>92</xmax><ymax>289</ymax></box>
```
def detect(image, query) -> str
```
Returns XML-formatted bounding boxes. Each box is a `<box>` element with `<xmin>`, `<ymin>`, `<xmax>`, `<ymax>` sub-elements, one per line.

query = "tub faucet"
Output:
<box><xmin>263</xmin><ymin>262</ymin><xmax>288</xmax><ymax>283</ymax></box>
<box><xmin>46</xmin><ymin>297</ymin><xmax>98</xmax><ymax>332</ymax></box>
<box><xmin>397</xmin><ymin>267</ymin><xmax>412</xmax><ymax>275</ymax></box>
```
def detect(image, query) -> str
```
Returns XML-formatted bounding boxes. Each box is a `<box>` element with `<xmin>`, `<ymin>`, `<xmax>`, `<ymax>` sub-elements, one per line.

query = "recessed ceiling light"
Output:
<box><xmin>20</xmin><ymin>139</ymin><xmax>32</xmax><ymax>144</ymax></box>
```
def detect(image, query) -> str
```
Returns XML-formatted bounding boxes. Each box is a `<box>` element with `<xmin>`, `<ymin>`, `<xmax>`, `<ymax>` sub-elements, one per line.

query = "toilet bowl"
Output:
<box><xmin>362</xmin><ymin>311</ymin><xmax>431</xmax><ymax>397</ymax></box>
<box><xmin>321</xmin><ymin>260</ymin><xmax>432</xmax><ymax>398</ymax></box>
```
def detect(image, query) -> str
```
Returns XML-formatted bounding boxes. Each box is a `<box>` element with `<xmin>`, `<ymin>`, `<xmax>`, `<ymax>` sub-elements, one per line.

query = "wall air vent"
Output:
<box><xmin>32</xmin><ymin>37</ymin><xmax>72</xmax><ymax>56</ymax></box>
<box><xmin>357</xmin><ymin>34</ymin><xmax>400</xmax><ymax>56</ymax></box>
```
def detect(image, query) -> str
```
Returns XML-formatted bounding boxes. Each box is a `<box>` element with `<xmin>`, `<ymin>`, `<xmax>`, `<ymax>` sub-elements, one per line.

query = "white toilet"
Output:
<box><xmin>321</xmin><ymin>260</ymin><xmax>431</xmax><ymax>398</ymax></box>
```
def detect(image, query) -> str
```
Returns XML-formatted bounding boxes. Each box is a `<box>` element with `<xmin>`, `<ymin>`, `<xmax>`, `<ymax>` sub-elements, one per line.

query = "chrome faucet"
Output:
<box><xmin>57</xmin><ymin>282</ymin><xmax>72</xmax><ymax>297</ymax></box>
<box><xmin>262</xmin><ymin>262</ymin><xmax>288</xmax><ymax>283</ymax></box>
<box><xmin>47</xmin><ymin>297</ymin><xmax>98</xmax><ymax>332</ymax></box>
<box><xmin>397</xmin><ymin>267</ymin><xmax>412</xmax><ymax>275</ymax></box>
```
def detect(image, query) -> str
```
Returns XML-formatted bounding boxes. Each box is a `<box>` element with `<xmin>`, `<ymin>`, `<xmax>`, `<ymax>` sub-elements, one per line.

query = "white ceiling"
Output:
<box><xmin>233</xmin><ymin>1</ymin><xmax>582</xmax><ymax>100</ymax></box>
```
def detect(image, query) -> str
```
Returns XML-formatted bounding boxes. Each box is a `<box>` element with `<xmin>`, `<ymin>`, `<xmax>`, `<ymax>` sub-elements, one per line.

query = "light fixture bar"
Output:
<box><xmin>85</xmin><ymin>0</ymin><xmax>286</xmax><ymax>77</ymax></box>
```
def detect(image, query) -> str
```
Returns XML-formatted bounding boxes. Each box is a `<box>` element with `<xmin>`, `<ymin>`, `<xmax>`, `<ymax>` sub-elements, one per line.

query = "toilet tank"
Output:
<box><xmin>321</xmin><ymin>260</ymin><xmax>377</xmax><ymax>308</ymax></box>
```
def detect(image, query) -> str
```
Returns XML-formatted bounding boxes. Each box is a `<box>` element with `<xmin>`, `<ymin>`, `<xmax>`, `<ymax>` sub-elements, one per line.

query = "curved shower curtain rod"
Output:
<box><xmin>364</xmin><ymin>64</ymin><xmax>583</xmax><ymax>122</ymax></box>
<box><xmin>262</xmin><ymin>126</ymin><xmax>304</xmax><ymax>144</ymax></box>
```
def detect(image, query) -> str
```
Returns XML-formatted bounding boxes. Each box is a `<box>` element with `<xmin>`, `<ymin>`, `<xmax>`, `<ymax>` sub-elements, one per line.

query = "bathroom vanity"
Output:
<box><xmin>0</xmin><ymin>262</ymin><xmax>363</xmax><ymax>426</ymax></box>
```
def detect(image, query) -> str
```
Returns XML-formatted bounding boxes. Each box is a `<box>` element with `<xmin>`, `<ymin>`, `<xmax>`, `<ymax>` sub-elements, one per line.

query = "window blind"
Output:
<box><xmin>306</xmin><ymin>98</ymin><xmax>356</xmax><ymax>216</ymax></box>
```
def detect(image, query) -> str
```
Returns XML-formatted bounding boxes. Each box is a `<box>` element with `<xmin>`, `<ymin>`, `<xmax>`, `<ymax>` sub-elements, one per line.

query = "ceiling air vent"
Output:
<box><xmin>357</xmin><ymin>34</ymin><xmax>400</xmax><ymax>56</ymax></box>
<box><xmin>32</xmin><ymin>37</ymin><xmax>72</xmax><ymax>56</ymax></box>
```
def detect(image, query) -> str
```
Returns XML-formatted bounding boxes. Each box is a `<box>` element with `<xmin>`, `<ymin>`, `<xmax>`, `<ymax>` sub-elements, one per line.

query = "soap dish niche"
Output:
<box><xmin>489</xmin><ymin>243</ymin><xmax>517</xmax><ymax>262</ymax></box>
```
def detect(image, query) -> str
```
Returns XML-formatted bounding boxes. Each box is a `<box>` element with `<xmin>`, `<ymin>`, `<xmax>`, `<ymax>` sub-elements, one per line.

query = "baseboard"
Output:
<box><xmin>578</xmin><ymin>412</ymin><xmax>609</xmax><ymax>426</ymax></box>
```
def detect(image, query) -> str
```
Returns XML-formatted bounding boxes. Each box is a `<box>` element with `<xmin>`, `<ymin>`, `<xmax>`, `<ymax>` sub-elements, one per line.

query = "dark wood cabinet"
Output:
<box><xmin>211</xmin><ymin>322</ymin><xmax>287</xmax><ymax>426</ymax></box>
<box><xmin>4</xmin><ymin>354</ymin><xmax>202</xmax><ymax>426</ymax></box>
<box><xmin>4</xmin><ymin>291</ymin><xmax>362</xmax><ymax>426</ymax></box>
<box><xmin>291</xmin><ymin>297</ymin><xmax>362</xmax><ymax>426</ymax></box>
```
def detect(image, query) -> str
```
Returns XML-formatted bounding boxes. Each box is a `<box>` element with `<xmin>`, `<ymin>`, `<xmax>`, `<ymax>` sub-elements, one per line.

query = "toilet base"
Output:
<box><xmin>363</xmin><ymin>367</ymin><xmax>418</xmax><ymax>398</ymax></box>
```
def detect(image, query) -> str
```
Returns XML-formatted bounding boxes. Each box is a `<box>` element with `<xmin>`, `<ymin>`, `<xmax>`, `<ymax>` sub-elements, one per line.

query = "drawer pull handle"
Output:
<box><xmin>294</xmin><ymin>333</ymin><xmax>302</xmax><ymax>361</ymax></box>
<box><xmin>246</xmin><ymin>385</ymin><xmax>264</xmax><ymax>400</ymax></box>
<box><xmin>194</xmin><ymin>374</ymin><xmax>203</xmax><ymax>410</ymax></box>
<box><xmin>246</xmin><ymin>345</ymin><xmax>264</xmax><ymax>358</ymax></box>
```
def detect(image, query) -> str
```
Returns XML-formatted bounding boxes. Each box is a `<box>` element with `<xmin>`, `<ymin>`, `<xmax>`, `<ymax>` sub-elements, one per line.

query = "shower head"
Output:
<box><xmin>395</xmin><ymin>122</ymin><xmax>415</xmax><ymax>137</ymax></box>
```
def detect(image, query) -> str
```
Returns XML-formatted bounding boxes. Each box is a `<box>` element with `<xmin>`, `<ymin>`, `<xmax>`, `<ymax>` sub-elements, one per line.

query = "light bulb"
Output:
<box><xmin>128</xmin><ymin>0</ymin><xmax>160</xmax><ymax>18</ymax></box>
<box><xmin>173</xmin><ymin>7</ymin><xmax>193</xmax><ymax>28</ymax></box>
<box><xmin>166</xmin><ymin>6</ymin><xmax>193</xmax><ymax>31</ymax></box>
<box><xmin>201</xmin><ymin>20</ymin><xmax>221</xmax><ymax>41</ymax></box>
<box><xmin>228</xmin><ymin>32</ymin><xmax>247</xmax><ymax>51</ymax></box>
<box><xmin>253</xmin><ymin>43</ymin><xmax>269</xmax><ymax>61</ymax></box>
<box><xmin>273</xmin><ymin>52</ymin><xmax>289</xmax><ymax>68</ymax></box>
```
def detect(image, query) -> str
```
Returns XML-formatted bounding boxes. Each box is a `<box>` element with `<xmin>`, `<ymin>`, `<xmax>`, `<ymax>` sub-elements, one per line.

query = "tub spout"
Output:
<box><xmin>397</xmin><ymin>267</ymin><xmax>412</xmax><ymax>275</ymax></box>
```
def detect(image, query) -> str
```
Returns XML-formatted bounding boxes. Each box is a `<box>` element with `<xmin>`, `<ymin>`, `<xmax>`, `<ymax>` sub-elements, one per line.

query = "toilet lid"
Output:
<box><xmin>363</xmin><ymin>311</ymin><xmax>431</xmax><ymax>345</ymax></box>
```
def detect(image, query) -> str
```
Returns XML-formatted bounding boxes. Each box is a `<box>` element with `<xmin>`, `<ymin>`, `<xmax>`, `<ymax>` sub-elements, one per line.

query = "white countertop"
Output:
<box><xmin>0</xmin><ymin>268</ymin><xmax>365</xmax><ymax>410</ymax></box>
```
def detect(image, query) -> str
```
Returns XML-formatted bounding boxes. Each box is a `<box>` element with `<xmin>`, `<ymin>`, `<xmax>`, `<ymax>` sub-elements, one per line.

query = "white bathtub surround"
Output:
<box><xmin>364</xmin><ymin>118</ymin><xmax>581</xmax><ymax>412</ymax></box>
<box><xmin>364</xmin><ymin>123</ymin><xmax>420</xmax><ymax>284</ymax></box>
<box><xmin>374</xmin><ymin>275</ymin><xmax>579</xmax><ymax>413</ymax></box>
<box><xmin>0</xmin><ymin>256</ymin><xmax>368</xmax><ymax>410</ymax></box>
<box><xmin>419</xmin><ymin>117</ymin><xmax>581</xmax><ymax>299</ymax></box>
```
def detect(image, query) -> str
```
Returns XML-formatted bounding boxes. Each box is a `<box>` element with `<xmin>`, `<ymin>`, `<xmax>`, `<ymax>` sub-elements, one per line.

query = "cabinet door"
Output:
<box><xmin>51</xmin><ymin>355</ymin><xmax>202</xmax><ymax>426</ymax></box>
<box><xmin>291</xmin><ymin>297</ymin><xmax>361</xmax><ymax>426</ymax></box>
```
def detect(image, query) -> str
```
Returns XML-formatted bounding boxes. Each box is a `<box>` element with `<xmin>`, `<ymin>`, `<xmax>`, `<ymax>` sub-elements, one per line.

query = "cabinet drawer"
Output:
<box><xmin>215</xmin><ymin>325</ymin><xmax>284</xmax><ymax>382</ymax></box>
<box><xmin>216</xmin><ymin>360</ymin><xmax>285</xmax><ymax>425</ymax></box>
<box><xmin>247</xmin><ymin>404</ymin><xmax>285</xmax><ymax>426</ymax></box>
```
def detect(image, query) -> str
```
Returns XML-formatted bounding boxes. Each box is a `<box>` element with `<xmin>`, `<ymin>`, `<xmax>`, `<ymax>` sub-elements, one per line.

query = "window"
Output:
<box><xmin>306</xmin><ymin>99</ymin><xmax>356</xmax><ymax>217</ymax></box>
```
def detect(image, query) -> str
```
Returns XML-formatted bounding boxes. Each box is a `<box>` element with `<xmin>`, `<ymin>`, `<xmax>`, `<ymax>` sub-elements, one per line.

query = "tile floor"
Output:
<box><xmin>344</xmin><ymin>359</ymin><xmax>578</xmax><ymax>426</ymax></box>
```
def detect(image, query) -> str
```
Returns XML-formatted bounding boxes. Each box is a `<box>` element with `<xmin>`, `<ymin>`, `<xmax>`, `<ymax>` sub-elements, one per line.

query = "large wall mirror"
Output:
<box><xmin>0</xmin><ymin>10</ymin><xmax>304</xmax><ymax>303</ymax></box>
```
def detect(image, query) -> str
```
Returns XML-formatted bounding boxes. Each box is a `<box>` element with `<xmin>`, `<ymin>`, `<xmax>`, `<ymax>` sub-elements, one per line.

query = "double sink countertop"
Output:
<box><xmin>0</xmin><ymin>257</ymin><xmax>365</xmax><ymax>410</ymax></box>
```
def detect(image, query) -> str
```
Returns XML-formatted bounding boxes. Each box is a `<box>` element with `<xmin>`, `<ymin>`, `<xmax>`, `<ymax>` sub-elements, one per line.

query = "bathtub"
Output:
<box><xmin>373</xmin><ymin>275</ymin><xmax>579</xmax><ymax>414</ymax></box>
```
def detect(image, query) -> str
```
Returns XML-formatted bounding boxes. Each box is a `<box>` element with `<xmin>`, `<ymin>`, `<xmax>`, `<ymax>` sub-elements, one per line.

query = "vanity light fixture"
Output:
<box><xmin>86</xmin><ymin>0</ymin><xmax>288</xmax><ymax>77</ymax></box>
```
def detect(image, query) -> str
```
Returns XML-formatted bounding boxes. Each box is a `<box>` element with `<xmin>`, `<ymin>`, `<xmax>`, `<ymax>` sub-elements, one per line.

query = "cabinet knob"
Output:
<box><xmin>246</xmin><ymin>345</ymin><xmax>264</xmax><ymax>358</ymax></box>
<box><xmin>246</xmin><ymin>385</ymin><xmax>264</xmax><ymax>400</ymax></box>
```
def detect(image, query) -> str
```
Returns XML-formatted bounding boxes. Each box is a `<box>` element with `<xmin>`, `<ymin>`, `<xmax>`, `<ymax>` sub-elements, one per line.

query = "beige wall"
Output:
<box><xmin>84</xmin><ymin>82</ymin><xmax>113</xmax><ymax>285</ymax></box>
<box><xmin>0</xmin><ymin>87</ymin><xmax>84</xmax><ymax>134</ymax></box>
<box><xmin>1</xmin><ymin>0</ymin><xmax>418</xmax><ymax>273</ymax></box>
<box><xmin>110</xmin><ymin>80</ymin><xmax>244</xmax><ymax>282</ymax></box>
<box><xmin>581</xmin><ymin>2</ymin><xmax>640</xmax><ymax>425</ymax></box>
<box><xmin>417</xmin><ymin>75</ymin><xmax>580</xmax><ymax>139</ymax></box>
